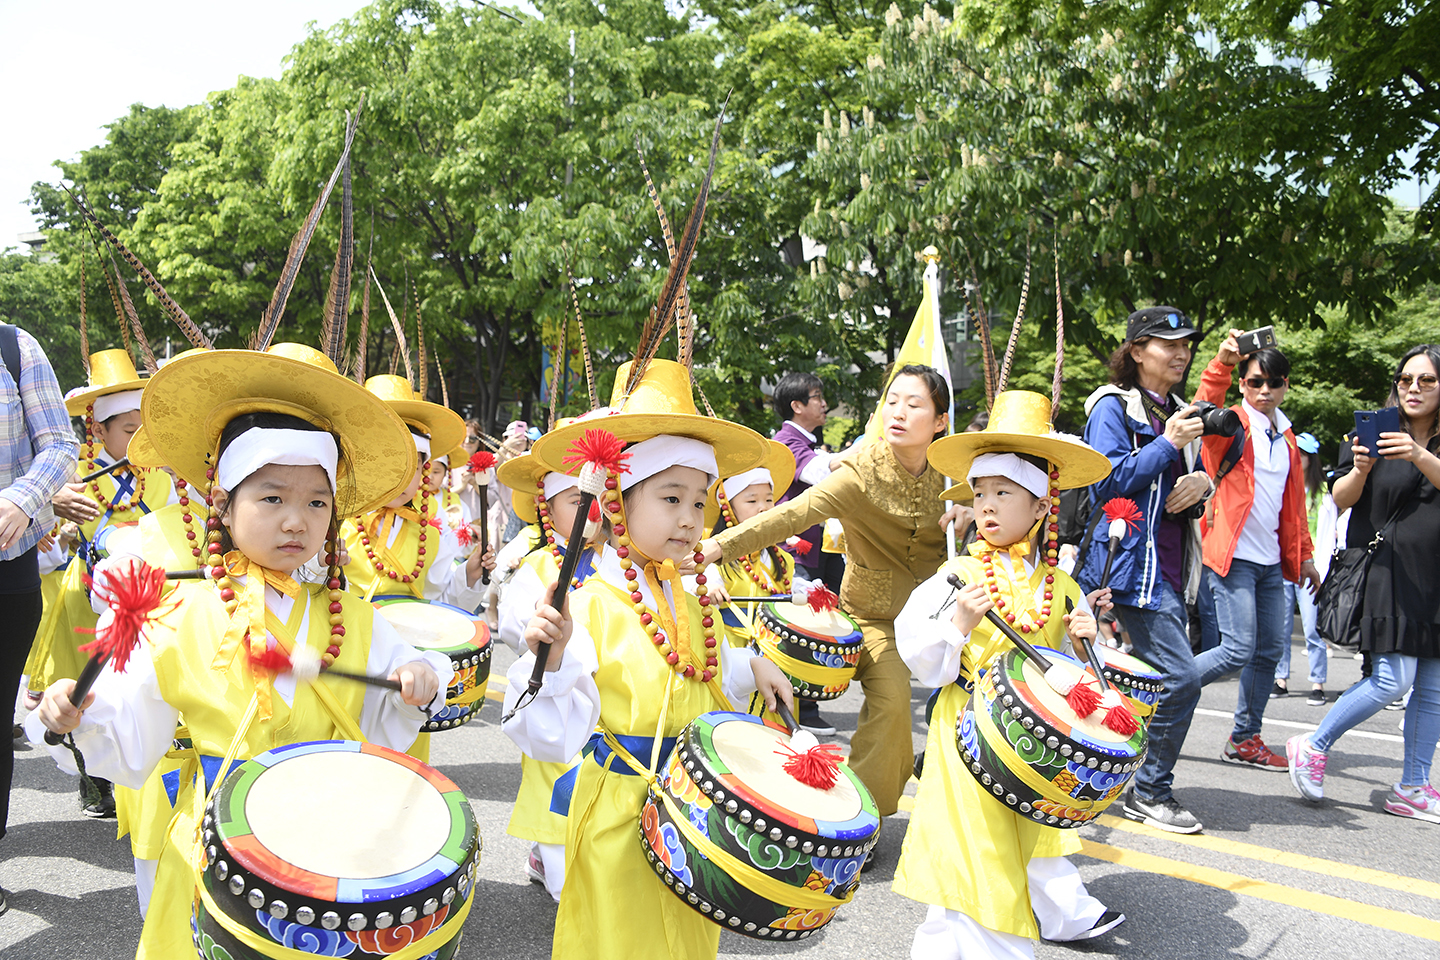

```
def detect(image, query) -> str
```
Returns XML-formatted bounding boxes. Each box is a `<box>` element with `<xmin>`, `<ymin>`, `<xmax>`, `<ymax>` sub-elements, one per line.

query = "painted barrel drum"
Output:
<box><xmin>1096</xmin><ymin>646</ymin><xmax>1165</xmax><ymax>717</ymax></box>
<box><xmin>88</xmin><ymin>522</ymin><xmax>143</xmax><ymax>568</ymax></box>
<box><xmin>956</xmin><ymin>650</ymin><xmax>1146</xmax><ymax>828</ymax></box>
<box><xmin>372</xmin><ymin>596</ymin><xmax>492</xmax><ymax>732</ymax></box>
<box><xmin>754</xmin><ymin>602</ymin><xmax>864</xmax><ymax>701</ymax></box>
<box><xmin>192</xmin><ymin>739</ymin><xmax>480</xmax><ymax>959</ymax></box>
<box><xmin>640</xmin><ymin>711</ymin><xmax>880</xmax><ymax>941</ymax></box>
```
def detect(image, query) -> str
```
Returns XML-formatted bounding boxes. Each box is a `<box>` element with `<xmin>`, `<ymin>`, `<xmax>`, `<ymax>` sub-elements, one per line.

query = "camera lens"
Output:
<box><xmin>1190</xmin><ymin>400</ymin><xmax>1242</xmax><ymax>437</ymax></box>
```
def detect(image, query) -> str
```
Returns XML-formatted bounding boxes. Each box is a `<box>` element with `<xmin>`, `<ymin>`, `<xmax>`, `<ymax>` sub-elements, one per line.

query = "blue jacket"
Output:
<box><xmin>1076</xmin><ymin>385</ymin><xmax>1205</xmax><ymax>609</ymax></box>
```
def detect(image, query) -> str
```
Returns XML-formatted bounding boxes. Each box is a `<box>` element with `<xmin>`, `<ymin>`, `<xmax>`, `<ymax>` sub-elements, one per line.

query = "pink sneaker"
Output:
<box><xmin>1286</xmin><ymin>735</ymin><xmax>1327</xmax><ymax>802</ymax></box>
<box><xmin>526</xmin><ymin>849</ymin><xmax>547</xmax><ymax>884</ymax></box>
<box><xmin>1383</xmin><ymin>784</ymin><xmax>1440</xmax><ymax>824</ymax></box>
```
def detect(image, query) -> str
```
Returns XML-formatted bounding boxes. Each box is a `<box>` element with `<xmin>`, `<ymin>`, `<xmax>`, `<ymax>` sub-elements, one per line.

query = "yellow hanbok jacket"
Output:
<box><xmin>137</xmin><ymin>584</ymin><xmax>379</xmax><ymax>959</ymax></box>
<box><xmin>892</xmin><ymin>553</ymin><xmax>1084</xmax><ymax>940</ymax></box>
<box><xmin>29</xmin><ymin>467</ymin><xmax>173</xmax><ymax>691</ymax></box>
<box><xmin>716</xmin><ymin>548</ymin><xmax>794</xmax><ymax>649</ymax></box>
<box><xmin>553</xmin><ymin>578</ymin><xmax>733</xmax><ymax>960</ymax></box>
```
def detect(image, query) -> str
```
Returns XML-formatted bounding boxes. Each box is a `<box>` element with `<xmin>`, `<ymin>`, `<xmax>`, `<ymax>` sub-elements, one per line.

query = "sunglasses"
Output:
<box><xmin>1395</xmin><ymin>373</ymin><xmax>1439</xmax><ymax>391</ymax></box>
<box><xmin>1155</xmin><ymin>313</ymin><xmax>1187</xmax><ymax>329</ymax></box>
<box><xmin>464</xmin><ymin>436</ymin><xmax>480</xmax><ymax>444</ymax></box>
<box><xmin>1242</xmin><ymin>376</ymin><xmax>1287</xmax><ymax>389</ymax></box>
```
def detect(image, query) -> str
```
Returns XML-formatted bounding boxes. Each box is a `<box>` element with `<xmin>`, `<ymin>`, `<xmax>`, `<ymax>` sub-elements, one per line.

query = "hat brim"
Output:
<box><xmin>530</xmin><ymin>411</ymin><xmax>768</xmax><ymax>482</ymax></box>
<box><xmin>126</xmin><ymin>424</ymin><xmax>163</xmax><ymax>469</ymax></box>
<box><xmin>928</xmin><ymin>431</ymin><xmax>1112</xmax><ymax>491</ymax></box>
<box><xmin>940</xmin><ymin>481</ymin><xmax>973</xmax><ymax>504</ymax></box>
<box><xmin>387</xmin><ymin>400</ymin><xmax>467</xmax><ymax>463</ymax></box>
<box><xmin>497</xmin><ymin>453</ymin><xmax>556</xmax><ymax>524</ymax></box>
<box><xmin>139</xmin><ymin>350</ymin><xmax>417</xmax><ymax>515</ymax></box>
<box><xmin>66</xmin><ymin>379</ymin><xmax>148</xmax><ymax>417</ymax></box>
<box><xmin>705</xmin><ymin>439</ymin><xmax>797</xmax><ymax>530</ymax></box>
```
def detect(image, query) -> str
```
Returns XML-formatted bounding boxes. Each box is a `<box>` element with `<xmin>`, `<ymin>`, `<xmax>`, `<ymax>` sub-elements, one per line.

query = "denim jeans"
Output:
<box><xmin>1195</xmin><ymin>567</ymin><xmax>1220</xmax><ymax>653</ymax></box>
<box><xmin>1312</xmin><ymin>653</ymin><xmax>1440</xmax><ymax>786</ymax></box>
<box><xmin>1276</xmin><ymin>581</ymin><xmax>1327</xmax><ymax>686</ymax></box>
<box><xmin>1195</xmin><ymin>559</ymin><xmax>1288</xmax><ymax>742</ymax></box>
<box><xmin>1111</xmin><ymin>581</ymin><xmax>1202</xmax><ymax>802</ymax></box>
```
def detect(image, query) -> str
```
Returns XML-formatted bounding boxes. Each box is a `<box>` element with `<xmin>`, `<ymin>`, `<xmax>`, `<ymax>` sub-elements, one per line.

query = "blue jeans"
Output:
<box><xmin>1111</xmin><ymin>581</ymin><xmax>1202</xmax><ymax>802</ymax></box>
<box><xmin>1276</xmin><ymin>581</ymin><xmax>1327</xmax><ymax>686</ymax></box>
<box><xmin>1196</xmin><ymin>567</ymin><xmax>1220</xmax><ymax>653</ymax></box>
<box><xmin>1195</xmin><ymin>559</ymin><xmax>1288</xmax><ymax>742</ymax></box>
<box><xmin>1312</xmin><ymin>653</ymin><xmax>1440</xmax><ymax>786</ymax></box>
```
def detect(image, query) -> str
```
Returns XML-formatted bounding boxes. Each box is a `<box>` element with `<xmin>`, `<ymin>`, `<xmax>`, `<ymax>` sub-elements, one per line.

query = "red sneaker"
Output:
<box><xmin>1222</xmin><ymin>735</ymin><xmax>1289</xmax><ymax>770</ymax></box>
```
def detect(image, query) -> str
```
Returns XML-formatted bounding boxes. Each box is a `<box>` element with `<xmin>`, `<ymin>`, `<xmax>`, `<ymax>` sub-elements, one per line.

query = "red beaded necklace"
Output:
<box><xmin>979</xmin><ymin>470</ymin><xmax>1062</xmax><ymax>635</ymax></box>
<box><xmin>603</xmin><ymin>474</ymin><xmax>719</xmax><ymax>684</ymax></box>
<box><xmin>355</xmin><ymin>468</ymin><xmax>433</xmax><ymax>586</ymax></box>
<box><xmin>174</xmin><ymin>477</ymin><xmax>212</xmax><ymax>567</ymax></box>
<box><xmin>83</xmin><ymin>404</ymin><xmax>146</xmax><ymax>511</ymax></box>
<box><xmin>717</xmin><ymin>484</ymin><xmax>790</xmax><ymax>594</ymax></box>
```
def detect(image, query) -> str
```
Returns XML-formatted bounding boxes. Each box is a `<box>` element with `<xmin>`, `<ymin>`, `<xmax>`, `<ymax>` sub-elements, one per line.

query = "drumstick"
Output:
<box><xmin>774</xmin><ymin>700</ymin><xmax>819</xmax><ymax>751</ymax></box>
<box><xmin>468</xmin><ymin>451</ymin><xmax>496</xmax><ymax>586</ymax></box>
<box><xmin>79</xmin><ymin>457</ymin><xmax>130</xmax><ymax>483</ymax></box>
<box><xmin>1064</xmin><ymin>596</ymin><xmax>1137</xmax><ymax>734</ymax></box>
<box><xmin>45</xmin><ymin>559</ymin><xmax>164</xmax><ymax>745</ymax></box>
<box><xmin>287</xmin><ymin>644</ymin><xmax>406</xmax><ymax>692</ymax></box>
<box><xmin>946</xmin><ymin>573</ymin><xmax>1085</xmax><ymax>699</ymax></box>
<box><xmin>164</xmin><ymin>569</ymin><xmax>209</xmax><ymax>580</ymax></box>
<box><xmin>725</xmin><ymin>594</ymin><xmax>791</xmax><ymax>604</ymax></box>
<box><xmin>1097</xmin><ymin>499</ymin><xmax>1142</xmax><ymax>625</ymax></box>
<box><xmin>502</xmin><ymin>429</ymin><xmax>629</xmax><ymax>724</ymax></box>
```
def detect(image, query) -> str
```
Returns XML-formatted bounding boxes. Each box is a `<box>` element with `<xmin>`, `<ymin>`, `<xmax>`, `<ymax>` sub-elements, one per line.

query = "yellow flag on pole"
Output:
<box><xmin>866</xmin><ymin>247</ymin><xmax>954</xmax><ymax>440</ymax></box>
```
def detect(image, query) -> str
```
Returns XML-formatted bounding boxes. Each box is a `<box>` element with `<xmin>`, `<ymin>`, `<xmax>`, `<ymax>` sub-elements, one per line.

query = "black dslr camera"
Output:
<box><xmin>1186</xmin><ymin>400</ymin><xmax>1241</xmax><ymax>437</ymax></box>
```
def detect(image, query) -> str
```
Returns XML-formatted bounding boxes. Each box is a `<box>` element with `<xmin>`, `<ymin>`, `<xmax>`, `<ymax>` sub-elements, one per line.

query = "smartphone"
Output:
<box><xmin>1353</xmin><ymin>407</ymin><xmax>1401</xmax><ymax>454</ymax></box>
<box><xmin>1235</xmin><ymin>325</ymin><xmax>1277</xmax><ymax>356</ymax></box>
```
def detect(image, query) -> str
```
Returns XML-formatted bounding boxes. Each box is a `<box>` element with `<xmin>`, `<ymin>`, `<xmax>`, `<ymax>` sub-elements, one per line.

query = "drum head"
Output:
<box><xmin>373</xmin><ymin>597</ymin><xmax>485</xmax><ymax>654</ymax></box>
<box><xmin>94</xmin><ymin>523</ymin><xmax>142</xmax><ymax>559</ymax></box>
<box><xmin>764</xmin><ymin>602</ymin><xmax>861</xmax><ymax>644</ymax></box>
<box><xmin>1016</xmin><ymin>656</ymin><xmax>1136</xmax><ymax>749</ymax></box>
<box><xmin>219</xmin><ymin>742</ymin><xmax>474</xmax><ymax>900</ymax></box>
<box><xmin>709</xmin><ymin>716</ymin><xmax>863</xmax><ymax>825</ymax></box>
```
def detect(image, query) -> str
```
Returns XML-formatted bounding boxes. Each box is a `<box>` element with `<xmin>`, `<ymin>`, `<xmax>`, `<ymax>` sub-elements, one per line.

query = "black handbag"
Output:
<box><xmin>1316</xmin><ymin>494</ymin><xmax>1411</xmax><ymax>651</ymax></box>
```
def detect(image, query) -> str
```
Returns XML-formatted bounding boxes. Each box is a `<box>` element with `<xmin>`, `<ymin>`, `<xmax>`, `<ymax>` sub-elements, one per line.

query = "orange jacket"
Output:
<box><xmin>1196</xmin><ymin>358</ymin><xmax>1314</xmax><ymax>580</ymax></box>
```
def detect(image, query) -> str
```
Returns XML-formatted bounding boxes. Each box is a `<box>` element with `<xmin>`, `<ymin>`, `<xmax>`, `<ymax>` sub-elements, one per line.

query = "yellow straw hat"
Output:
<box><xmin>927</xmin><ymin>391</ymin><xmax>1111</xmax><ymax>491</ymax></box>
<box><xmin>65</xmin><ymin>349</ymin><xmax>147</xmax><ymax>417</ymax></box>
<box><xmin>939</xmin><ymin>480</ymin><xmax>974</xmax><ymax>504</ymax></box>
<box><xmin>362</xmin><ymin>374</ymin><xmax>467</xmax><ymax>462</ymax></box>
<box><xmin>530</xmin><ymin>359</ymin><xmax>767</xmax><ymax>479</ymax></box>
<box><xmin>497</xmin><ymin>452</ymin><xmax>551</xmax><ymax>524</ymax></box>
<box><xmin>705</xmin><ymin>439</ymin><xmax>797</xmax><ymax>530</ymax></box>
<box><xmin>139</xmin><ymin>343</ymin><xmax>417</xmax><ymax>516</ymax></box>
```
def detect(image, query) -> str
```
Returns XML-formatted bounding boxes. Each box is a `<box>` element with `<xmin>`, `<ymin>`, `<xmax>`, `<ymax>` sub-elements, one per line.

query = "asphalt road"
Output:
<box><xmin>1</xmin><ymin>638</ymin><xmax>1434</xmax><ymax>959</ymax></box>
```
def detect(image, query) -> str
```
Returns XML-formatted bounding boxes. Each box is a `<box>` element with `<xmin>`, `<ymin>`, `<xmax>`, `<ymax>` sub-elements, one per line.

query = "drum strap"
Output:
<box><xmin>972</xmin><ymin>696</ymin><xmax>1115</xmax><ymax>815</ymax></box>
<box><xmin>755</xmin><ymin>631</ymin><xmax>856</xmax><ymax>687</ymax></box>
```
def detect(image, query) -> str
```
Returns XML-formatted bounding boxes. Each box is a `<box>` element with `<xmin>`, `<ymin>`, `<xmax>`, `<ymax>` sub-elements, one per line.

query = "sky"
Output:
<box><xmin>0</xmin><ymin>0</ymin><xmax>373</xmax><ymax>252</ymax></box>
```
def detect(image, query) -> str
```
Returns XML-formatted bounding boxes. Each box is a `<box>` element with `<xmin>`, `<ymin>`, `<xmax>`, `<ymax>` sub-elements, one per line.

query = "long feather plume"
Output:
<box><xmin>66</xmin><ymin>188</ymin><xmax>211</xmax><ymax>350</ymax></box>
<box><xmin>548</xmin><ymin>304</ymin><xmax>567</xmax><ymax>430</ymax></box>
<box><xmin>356</xmin><ymin>209</ymin><xmax>374</xmax><ymax>383</ymax></box>
<box><xmin>369</xmin><ymin>265</ymin><xmax>414</xmax><ymax>385</ymax></box>
<box><xmin>637</xmin><ymin>140</ymin><xmax>695</xmax><ymax>371</ymax></box>
<box><xmin>115</xmin><ymin>287</ymin><xmax>135</xmax><ymax>361</ymax></box>
<box><xmin>320</xmin><ymin>112</ymin><xmax>356</xmax><ymax>368</ymax></box>
<box><xmin>562</xmin><ymin>244</ymin><xmax>598</xmax><ymax>409</ymax></box>
<box><xmin>252</xmin><ymin>110</ymin><xmax>359</xmax><ymax>352</ymax></box>
<box><xmin>414</xmin><ymin>273</ymin><xmax>427</xmax><ymax>398</ymax></box>
<box><xmin>78</xmin><ymin>250</ymin><xmax>91</xmax><ymax>375</ymax></box>
<box><xmin>1052</xmin><ymin>233</ymin><xmax>1065</xmax><ymax>414</ymax></box>
<box><xmin>995</xmin><ymin>237</ymin><xmax>1031</xmax><ymax>394</ymax></box>
<box><xmin>945</xmin><ymin>235</ymin><xmax>996</xmax><ymax>407</ymax></box>
<box><xmin>437</xmin><ymin>357</ymin><xmax>450</xmax><ymax>408</ymax></box>
<box><xmin>109</xmin><ymin>254</ymin><xmax>159</xmax><ymax>374</ymax></box>
<box><xmin>624</xmin><ymin>95</ymin><xmax>729</xmax><ymax>399</ymax></box>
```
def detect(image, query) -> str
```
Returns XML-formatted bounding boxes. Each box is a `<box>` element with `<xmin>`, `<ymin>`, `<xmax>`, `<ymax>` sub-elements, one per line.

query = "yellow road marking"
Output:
<box><xmin>1095</xmin><ymin>814</ymin><xmax>1440</xmax><ymax>901</ymax></box>
<box><xmin>1080</xmin><ymin>840</ymin><xmax>1440</xmax><ymax>943</ymax></box>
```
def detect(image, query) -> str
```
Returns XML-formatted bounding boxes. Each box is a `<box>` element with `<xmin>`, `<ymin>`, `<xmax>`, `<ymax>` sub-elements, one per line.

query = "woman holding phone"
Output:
<box><xmin>1287</xmin><ymin>344</ymin><xmax>1440</xmax><ymax>822</ymax></box>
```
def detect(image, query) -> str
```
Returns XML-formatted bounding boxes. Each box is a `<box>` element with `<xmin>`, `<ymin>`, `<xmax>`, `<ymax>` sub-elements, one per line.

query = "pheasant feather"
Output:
<box><xmin>355</xmin><ymin>209</ymin><xmax>374</xmax><ymax>383</ymax></box>
<box><xmin>414</xmin><ymin>274</ymin><xmax>427</xmax><ymax>399</ymax></box>
<box><xmin>1052</xmin><ymin>233</ymin><xmax>1064</xmax><ymax>413</ymax></box>
<box><xmin>252</xmin><ymin>111</ymin><xmax>358</xmax><ymax>352</ymax></box>
<box><xmin>995</xmin><ymin>238</ymin><xmax>1031</xmax><ymax>394</ymax></box>
<box><xmin>637</xmin><ymin>141</ymin><xmax>694</xmax><ymax>370</ymax></box>
<box><xmin>320</xmin><ymin>112</ymin><xmax>356</xmax><ymax>368</ymax></box>
<box><xmin>109</xmin><ymin>255</ymin><xmax>159</xmax><ymax>375</ymax></box>
<box><xmin>562</xmin><ymin>244</ymin><xmax>598</xmax><ymax>410</ymax></box>
<box><xmin>78</xmin><ymin>250</ymin><xmax>91</xmax><ymax>375</ymax></box>
<box><xmin>370</xmin><ymin>266</ymin><xmax>414</xmax><ymax>385</ymax></box>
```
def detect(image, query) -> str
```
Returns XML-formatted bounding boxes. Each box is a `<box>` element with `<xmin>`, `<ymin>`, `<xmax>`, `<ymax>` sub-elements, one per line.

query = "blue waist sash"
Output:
<box><xmin>548</xmin><ymin>732</ymin><xmax>677</xmax><ymax>817</ymax></box>
<box><xmin>160</xmin><ymin>755</ymin><xmax>245</xmax><ymax>808</ymax></box>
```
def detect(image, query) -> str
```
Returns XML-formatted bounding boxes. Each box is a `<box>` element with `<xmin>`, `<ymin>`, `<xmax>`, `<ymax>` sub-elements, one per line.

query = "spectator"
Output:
<box><xmin>771</xmin><ymin>372</ymin><xmax>845</xmax><ymax>594</ymax></box>
<box><xmin>1194</xmin><ymin>330</ymin><xmax>1319</xmax><ymax>771</ymax></box>
<box><xmin>1287</xmin><ymin>344</ymin><xmax>1440</xmax><ymax>820</ymax></box>
<box><xmin>1272</xmin><ymin>433</ymin><xmax>1329</xmax><ymax>705</ymax></box>
<box><xmin>0</xmin><ymin>323</ymin><xmax>79</xmax><ymax>914</ymax></box>
<box><xmin>1077</xmin><ymin>306</ymin><xmax>1210</xmax><ymax>833</ymax></box>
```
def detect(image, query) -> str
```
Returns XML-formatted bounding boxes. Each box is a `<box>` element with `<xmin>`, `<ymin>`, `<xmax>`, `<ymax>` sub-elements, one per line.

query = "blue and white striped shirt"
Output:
<box><xmin>0</xmin><ymin>327</ymin><xmax>80</xmax><ymax>559</ymax></box>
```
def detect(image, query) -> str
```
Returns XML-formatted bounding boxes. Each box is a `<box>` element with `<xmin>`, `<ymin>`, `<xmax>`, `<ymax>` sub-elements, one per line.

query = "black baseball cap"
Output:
<box><xmin>1125</xmin><ymin>306</ymin><xmax>1199</xmax><ymax>342</ymax></box>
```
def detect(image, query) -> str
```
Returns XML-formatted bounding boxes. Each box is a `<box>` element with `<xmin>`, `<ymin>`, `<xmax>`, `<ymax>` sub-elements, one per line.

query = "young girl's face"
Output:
<box><xmin>219</xmin><ymin>463</ymin><xmax>334</xmax><ymax>574</ymax></box>
<box><xmin>547</xmin><ymin>487</ymin><xmax>583</xmax><ymax>542</ymax></box>
<box><xmin>426</xmin><ymin>459</ymin><xmax>448</xmax><ymax>490</ymax></box>
<box><xmin>882</xmin><ymin>374</ymin><xmax>947</xmax><ymax>453</ymax></box>
<box><xmin>618</xmin><ymin>465</ymin><xmax>710</xmax><ymax>564</ymax></box>
<box><xmin>971</xmin><ymin>474</ymin><xmax>1049</xmax><ymax>549</ymax></box>
<box><xmin>387</xmin><ymin>462</ymin><xmax>425</xmax><ymax>509</ymax></box>
<box><xmin>729</xmin><ymin>482</ymin><xmax>774</xmax><ymax>524</ymax></box>
<box><xmin>92</xmin><ymin>409</ymin><xmax>143</xmax><ymax>463</ymax></box>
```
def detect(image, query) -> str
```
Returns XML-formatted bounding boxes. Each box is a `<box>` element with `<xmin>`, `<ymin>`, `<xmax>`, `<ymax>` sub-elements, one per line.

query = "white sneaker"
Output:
<box><xmin>1384</xmin><ymin>784</ymin><xmax>1440</xmax><ymax>824</ymax></box>
<box><xmin>1286</xmin><ymin>735</ymin><xmax>1327</xmax><ymax>803</ymax></box>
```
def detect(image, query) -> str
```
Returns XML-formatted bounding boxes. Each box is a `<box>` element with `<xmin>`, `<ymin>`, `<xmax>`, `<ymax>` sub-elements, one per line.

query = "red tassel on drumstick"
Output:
<box><xmin>502</xmin><ymin>428</ymin><xmax>629</xmax><ymax>722</ymax></box>
<box><xmin>774</xmin><ymin>700</ymin><xmax>844</xmax><ymax>790</ymax></box>
<box><xmin>44</xmin><ymin>558</ymin><xmax>166</xmax><ymax>745</ymax></box>
<box><xmin>469</xmin><ymin>450</ymin><xmax>497</xmax><ymax>584</ymax></box>
<box><xmin>1099</xmin><ymin>497</ymin><xmax>1143</xmax><ymax>587</ymax></box>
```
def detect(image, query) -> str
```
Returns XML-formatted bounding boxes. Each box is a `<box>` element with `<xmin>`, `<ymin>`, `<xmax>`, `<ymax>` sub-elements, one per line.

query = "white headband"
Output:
<box><xmin>93</xmin><ymin>390</ymin><xmax>143</xmax><ymax>424</ymax></box>
<box><xmin>722</xmin><ymin>467</ymin><xmax>774</xmax><ymax>503</ymax></box>
<box><xmin>967</xmin><ymin>452</ymin><xmax>1049</xmax><ymax>500</ymax></box>
<box><xmin>412</xmin><ymin>432</ymin><xmax>431</xmax><ymax>459</ymax></box>
<box><xmin>216</xmin><ymin>428</ymin><xmax>339</xmax><ymax>494</ymax></box>
<box><xmin>620</xmin><ymin>435</ymin><xmax>719</xmax><ymax>492</ymax></box>
<box><xmin>543</xmin><ymin>471</ymin><xmax>579</xmax><ymax>501</ymax></box>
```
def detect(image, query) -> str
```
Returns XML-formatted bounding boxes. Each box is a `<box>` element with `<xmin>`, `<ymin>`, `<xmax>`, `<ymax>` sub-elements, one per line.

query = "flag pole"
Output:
<box><xmin>920</xmin><ymin>245</ymin><xmax>959</xmax><ymax>560</ymax></box>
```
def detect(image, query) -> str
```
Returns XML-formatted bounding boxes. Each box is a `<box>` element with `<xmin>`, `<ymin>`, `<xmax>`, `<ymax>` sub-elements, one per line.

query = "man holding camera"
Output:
<box><xmin>1195</xmin><ymin>329</ymin><xmax>1320</xmax><ymax>772</ymax></box>
<box><xmin>1079</xmin><ymin>307</ymin><xmax>1213</xmax><ymax>833</ymax></box>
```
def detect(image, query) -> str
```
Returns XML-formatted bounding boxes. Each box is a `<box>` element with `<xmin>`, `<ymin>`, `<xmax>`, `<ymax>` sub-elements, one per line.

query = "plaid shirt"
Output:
<box><xmin>0</xmin><ymin>328</ymin><xmax>79</xmax><ymax>559</ymax></box>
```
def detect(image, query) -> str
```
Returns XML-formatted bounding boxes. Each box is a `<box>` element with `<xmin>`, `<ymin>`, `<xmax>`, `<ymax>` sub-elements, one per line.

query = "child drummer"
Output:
<box><xmin>495</xmin><ymin>448</ymin><xmax>600</xmax><ymax>901</ymax></box>
<box><xmin>892</xmin><ymin>390</ymin><xmax>1124</xmax><ymax>958</ymax></box>
<box><xmin>28</xmin><ymin>343</ymin><xmax>451</xmax><ymax>958</ymax></box>
<box><xmin>501</xmin><ymin>355</ymin><xmax>795</xmax><ymax>960</ymax></box>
